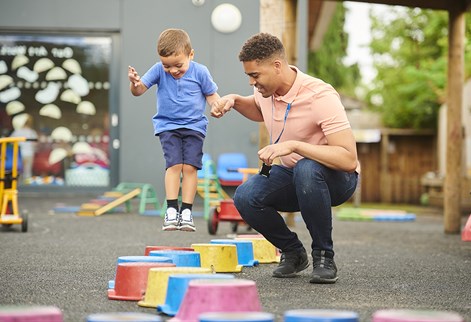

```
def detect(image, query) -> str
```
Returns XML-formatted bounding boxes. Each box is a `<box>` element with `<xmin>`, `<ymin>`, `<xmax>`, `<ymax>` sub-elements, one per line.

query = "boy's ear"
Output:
<box><xmin>189</xmin><ymin>49</ymin><xmax>195</xmax><ymax>60</ymax></box>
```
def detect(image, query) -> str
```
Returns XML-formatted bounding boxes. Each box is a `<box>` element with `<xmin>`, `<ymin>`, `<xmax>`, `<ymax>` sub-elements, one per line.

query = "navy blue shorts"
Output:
<box><xmin>158</xmin><ymin>128</ymin><xmax>205</xmax><ymax>170</ymax></box>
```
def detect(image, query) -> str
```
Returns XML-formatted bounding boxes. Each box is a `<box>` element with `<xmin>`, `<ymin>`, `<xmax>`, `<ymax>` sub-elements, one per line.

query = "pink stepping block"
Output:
<box><xmin>199</xmin><ymin>312</ymin><xmax>275</xmax><ymax>322</ymax></box>
<box><xmin>462</xmin><ymin>214</ymin><xmax>471</xmax><ymax>242</ymax></box>
<box><xmin>372</xmin><ymin>310</ymin><xmax>464</xmax><ymax>322</ymax></box>
<box><xmin>0</xmin><ymin>306</ymin><xmax>63</xmax><ymax>321</ymax></box>
<box><xmin>170</xmin><ymin>279</ymin><xmax>262</xmax><ymax>322</ymax></box>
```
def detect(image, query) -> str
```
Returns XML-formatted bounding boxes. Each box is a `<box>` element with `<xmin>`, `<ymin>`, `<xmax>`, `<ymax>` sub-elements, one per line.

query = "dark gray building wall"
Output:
<box><xmin>119</xmin><ymin>0</ymin><xmax>261</xmax><ymax>197</ymax></box>
<box><xmin>0</xmin><ymin>0</ymin><xmax>260</xmax><ymax>199</ymax></box>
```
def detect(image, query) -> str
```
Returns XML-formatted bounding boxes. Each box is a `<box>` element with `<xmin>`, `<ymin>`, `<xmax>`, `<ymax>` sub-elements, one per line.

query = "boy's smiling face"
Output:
<box><xmin>160</xmin><ymin>50</ymin><xmax>194</xmax><ymax>79</ymax></box>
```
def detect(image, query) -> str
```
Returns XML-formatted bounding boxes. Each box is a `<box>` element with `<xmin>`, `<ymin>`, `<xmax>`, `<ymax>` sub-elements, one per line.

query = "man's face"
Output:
<box><xmin>242</xmin><ymin>59</ymin><xmax>278</xmax><ymax>98</ymax></box>
<box><xmin>160</xmin><ymin>50</ymin><xmax>194</xmax><ymax>79</ymax></box>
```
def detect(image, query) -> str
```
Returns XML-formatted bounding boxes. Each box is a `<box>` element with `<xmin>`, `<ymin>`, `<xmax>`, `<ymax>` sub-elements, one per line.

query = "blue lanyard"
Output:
<box><xmin>270</xmin><ymin>97</ymin><xmax>292</xmax><ymax>144</ymax></box>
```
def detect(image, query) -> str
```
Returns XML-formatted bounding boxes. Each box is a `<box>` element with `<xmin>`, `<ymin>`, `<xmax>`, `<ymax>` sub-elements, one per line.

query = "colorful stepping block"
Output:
<box><xmin>0</xmin><ymin>306</ymin><xmax>63</xmax><ymax>321</ymax></box>
<box><xmin>336</xmin><ymin>208</ymin><xmax>416</xmax><ymax>222</ymax></box>
<box><xmin>372</xmin><ymin>309</ymin><xmax>464</xmax><ymax>322</ymax></box>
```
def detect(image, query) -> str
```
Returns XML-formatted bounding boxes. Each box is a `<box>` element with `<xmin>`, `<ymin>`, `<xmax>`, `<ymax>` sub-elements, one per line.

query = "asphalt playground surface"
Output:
<box><xmin>0</xmin><ymin>194</ymin><xmax>470</xmax><ymax>322</ymax></box>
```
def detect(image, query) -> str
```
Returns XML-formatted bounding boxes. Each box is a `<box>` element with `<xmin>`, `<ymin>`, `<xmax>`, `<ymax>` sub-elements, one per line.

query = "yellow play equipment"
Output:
<box><xmin>0</xmin><ymin>137</ymin><xmax>28</xmax><ymax>232</ymax></box>
<box><xmin>196</xmin><ymin>158</ymin><xmax>230</xmax><ymax>220</ymax></box>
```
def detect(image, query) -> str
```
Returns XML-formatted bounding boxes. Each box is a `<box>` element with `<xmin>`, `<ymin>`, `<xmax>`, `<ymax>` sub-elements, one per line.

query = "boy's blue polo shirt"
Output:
<box><xmin>141</xmin><ymin>61</ymin><xmax>218</xmax><ymax>136</ymax></box>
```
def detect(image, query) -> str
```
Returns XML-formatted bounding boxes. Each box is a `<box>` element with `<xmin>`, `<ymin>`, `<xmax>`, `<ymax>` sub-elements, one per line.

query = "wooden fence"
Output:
<box><xmin>355</xmin><ymin>129</ymin><xmax>437</xmax><ymax>204</ymax></box>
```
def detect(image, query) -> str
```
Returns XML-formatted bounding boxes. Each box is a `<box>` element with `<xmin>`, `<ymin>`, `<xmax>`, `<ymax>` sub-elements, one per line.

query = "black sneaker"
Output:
<box><xmin>272</xmin><ymin>248</ymin><xmax>309</xmax><ymax>278</ymax></box>
<box><xmin>310</xmin><ymin>250</ymin><xmax>338</xmax><ymax>284</ymax></box>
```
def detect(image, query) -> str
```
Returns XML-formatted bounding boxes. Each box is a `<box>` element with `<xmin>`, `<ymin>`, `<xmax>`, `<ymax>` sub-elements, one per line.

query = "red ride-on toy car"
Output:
<box><xmin>200</xmin><ymin>158</ymin><xmax>257</xmax><ymax>235</ymax></box>
<box><xmin>207</xmin><ymin>199</ymin><xmax>246</xmax><ymax>235</ymax></box>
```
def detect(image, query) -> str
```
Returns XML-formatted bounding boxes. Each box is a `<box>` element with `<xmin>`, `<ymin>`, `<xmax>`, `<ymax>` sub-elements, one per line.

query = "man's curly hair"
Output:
<box><xmin>238</xmin><ymin>33</ymin><xmax>285</xmax><ymax>62</ymax></box>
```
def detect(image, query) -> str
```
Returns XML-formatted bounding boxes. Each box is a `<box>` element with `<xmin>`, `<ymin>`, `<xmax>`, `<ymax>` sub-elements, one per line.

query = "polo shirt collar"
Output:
<box><xmin>273</xmin><ymin>65</ymin><xmax>303</xmax><ymax>104</ymax></box>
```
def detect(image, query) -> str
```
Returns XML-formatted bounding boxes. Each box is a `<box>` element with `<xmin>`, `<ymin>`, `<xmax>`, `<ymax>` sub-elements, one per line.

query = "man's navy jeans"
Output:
<box><xmin>234</xmin><ymin>158</ymin><xmax>358</xmax><ymax>254</ymax></box>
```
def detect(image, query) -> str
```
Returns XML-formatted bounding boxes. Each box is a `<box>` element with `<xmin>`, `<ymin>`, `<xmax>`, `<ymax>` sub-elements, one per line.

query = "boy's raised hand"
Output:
<box><xmin>128</xmin><ymin>66</ymin><xmax>141</xmax><ymax>87</ymax></box>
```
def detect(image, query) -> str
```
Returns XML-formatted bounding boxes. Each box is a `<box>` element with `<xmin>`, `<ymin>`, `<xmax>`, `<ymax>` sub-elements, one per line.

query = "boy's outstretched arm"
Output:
<box><xmin>205</xmin><ymin>92</ymin><xmax>221</xmax><ymax>116</ymax></box>
<box><xmin>128</xmin><ymin>66</ymin><xmax>148</xmax><ymax>96</ymax></box>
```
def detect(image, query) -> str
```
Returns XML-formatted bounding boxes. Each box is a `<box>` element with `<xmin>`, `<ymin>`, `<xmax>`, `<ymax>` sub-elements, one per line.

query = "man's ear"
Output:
<box><xmin>273</xmin><ymin>59</ymin><xmax>282</xmax><ymax>74</ymax></box>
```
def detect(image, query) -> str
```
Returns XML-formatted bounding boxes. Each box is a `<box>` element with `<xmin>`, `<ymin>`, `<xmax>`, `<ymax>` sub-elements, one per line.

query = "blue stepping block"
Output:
<box><xmin>284</xmin><ymin>309</ymin><xmax>359</xmax><ymax>322</ymax></box>
<box><xmin>374</xmin><ymin>213</ymin><xmax>416</xmax><ymax>221</ymax></box>
<box><xmin>336</xmin><ymin>208</ymin><xmax>416</xmax><ymax>222</ymax></box>
<box><xmin>210</xmin><ymin>239</ymin><xmax>259</xmax><ymax>267</ymax></box>
<box><xmin>52</xmin><ymin>206</ymin><xmax>81</xmax><ymax>213</ymax></box>
<box><xmin>149</xmin><ymin>250</ymin><xmax>201</xmax><ymax>267</ymax></box>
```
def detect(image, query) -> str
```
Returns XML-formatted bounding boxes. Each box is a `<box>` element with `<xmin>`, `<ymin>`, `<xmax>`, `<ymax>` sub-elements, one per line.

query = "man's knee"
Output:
<box><xmin>233</xmin><ymin>185</ymin><xmax>248</xmax><ymax>211</ymax></box>
<box><xmin>234</xmin><ymin>183</ymin><xmax>262</xmax><ymax>215</ymax></box>
<box><xmin>294</xmin><ymin>158</ymin><xmax>326</xmax><ymax>181</ymax></box>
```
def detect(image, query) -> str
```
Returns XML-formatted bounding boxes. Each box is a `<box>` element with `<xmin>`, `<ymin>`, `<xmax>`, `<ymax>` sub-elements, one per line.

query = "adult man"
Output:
<box><xmin>211</xmin><ymin>33</ymin><xmax>359</xmax><ymax>284</ymax></box>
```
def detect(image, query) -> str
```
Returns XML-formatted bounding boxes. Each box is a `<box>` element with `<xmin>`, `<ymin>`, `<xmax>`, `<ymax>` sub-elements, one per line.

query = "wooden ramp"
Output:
<box><xmin>77</xmin><ymin>188</ymin><xmax>141</xmax><ymax>216</ymax></box>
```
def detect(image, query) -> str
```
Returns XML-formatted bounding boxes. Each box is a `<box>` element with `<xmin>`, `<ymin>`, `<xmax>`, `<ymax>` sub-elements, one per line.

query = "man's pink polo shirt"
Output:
<box><xmin>253</xmin><ymin>66</ymin><xmax>351</xmax><ymax>168</ymax></box>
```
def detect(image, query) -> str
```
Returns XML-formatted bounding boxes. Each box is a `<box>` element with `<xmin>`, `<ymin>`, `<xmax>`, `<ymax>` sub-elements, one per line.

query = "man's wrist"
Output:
<box><xmin>230</xmin><ymin>95</ymin><xmax>238</xmax><ymax>110</ymax></box>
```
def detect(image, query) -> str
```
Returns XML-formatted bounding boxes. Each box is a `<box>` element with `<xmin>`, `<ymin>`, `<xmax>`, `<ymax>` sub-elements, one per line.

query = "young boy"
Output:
<box><xmin>128</xmin><ymin>29</ymin><xmax>220</xmax><ymax>232</ymax></box>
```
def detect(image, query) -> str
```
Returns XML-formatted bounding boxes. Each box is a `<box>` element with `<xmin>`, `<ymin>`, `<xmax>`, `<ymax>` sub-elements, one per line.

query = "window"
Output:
<box><xmin>0</xmin><ymin>34</ymin><xmax>112</xmax><ymax>187</ymax></box>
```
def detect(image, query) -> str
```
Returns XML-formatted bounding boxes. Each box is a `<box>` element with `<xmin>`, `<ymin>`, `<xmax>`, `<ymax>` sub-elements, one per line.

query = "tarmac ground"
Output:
<box><xmin>0</xmin><ymin>194</ymin><xmax>470</xmax><ymax>322</ymax></box>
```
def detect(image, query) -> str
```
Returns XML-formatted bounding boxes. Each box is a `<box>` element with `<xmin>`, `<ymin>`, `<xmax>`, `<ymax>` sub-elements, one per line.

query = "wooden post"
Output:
<box><xmin>380</xmin><ymin>131</ymin><xmax>392</xmax><ymax>203</ymax></box>
<box><xmin>260</xmin><ymin>0</ymin><xmax>284</xmax><ymax>37</ymax></box>
<box><xmin>282</xmin><ymin>0</ymin><xmax>298</xmax><ymax>65</ymax></box>
<box><xmin>259</xmin><ymin>0</ymin><xmax>285</xmax><ymax>155</ymax></box>
<box><xmin>283</xmin><ymin>0</ymin><xmax>298</xmax><ymax>227</ymax></box>
<box><xmin>260</xmin><ymin>0</ymin><xmax>298</xmax><ymax>227</ymax></box>
<box><xmin>444</xmin><ymin>6</ymin><xmax>465</xmax><ymax>234</ymax></box>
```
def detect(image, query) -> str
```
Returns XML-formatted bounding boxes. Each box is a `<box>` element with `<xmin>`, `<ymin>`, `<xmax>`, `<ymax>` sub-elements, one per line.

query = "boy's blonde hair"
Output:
<box><xmin>157</xmin><ymin>29</ymin><xmax>192</xmax><ymax>57</ymax></box>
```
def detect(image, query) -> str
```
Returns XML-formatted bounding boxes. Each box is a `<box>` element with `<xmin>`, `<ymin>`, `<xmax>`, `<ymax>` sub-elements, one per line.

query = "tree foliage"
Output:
<box><xmin>367</xmin><ymin>8</ymin><xmax>471</xmax><ymax>129</ymax></box>
<box><xmin>307</xmin><ymin>4</ymin><xmax>361</xmax><ymax>96</ymax></box>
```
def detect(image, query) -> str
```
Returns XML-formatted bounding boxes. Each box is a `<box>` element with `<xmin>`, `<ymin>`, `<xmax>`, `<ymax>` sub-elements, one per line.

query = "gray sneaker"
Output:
<box><xmin>272</xmin><ymin>248</ymin><xmax>309</xmax><ymax>278</ymax></box>
<box><xmin>310</xmin><ymin>250</ymin><xmax>338</xmax><ymax>284</ymax></box>
<box><xmin>162</xmin><ymin>207</ymin><xmax>179</xmax><ymax>231</ymax></box>
<box><xmin>179</xmin><ymin>209</ymin><xmax>196</xmax><ymax>232</ymax></box>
